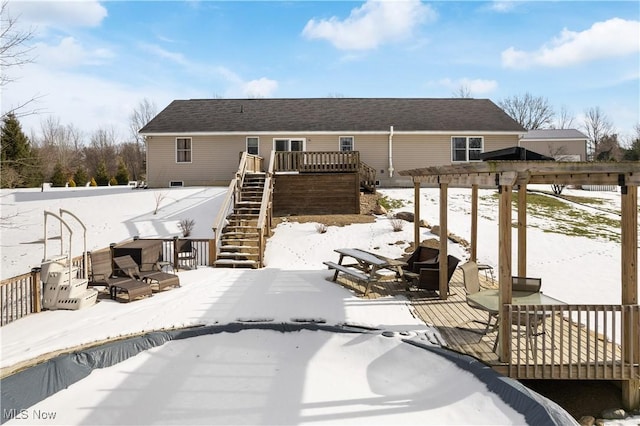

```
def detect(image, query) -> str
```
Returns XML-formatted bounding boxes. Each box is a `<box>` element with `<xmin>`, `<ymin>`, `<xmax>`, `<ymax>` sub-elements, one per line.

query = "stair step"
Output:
<box><xmin>215</xmin><ymin>259</ymin><xmax>259</xmax><ymax>268</ymax></box>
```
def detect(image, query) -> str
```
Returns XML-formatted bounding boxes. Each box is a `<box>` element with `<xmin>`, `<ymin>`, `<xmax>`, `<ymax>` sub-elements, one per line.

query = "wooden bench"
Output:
<box><xmin>323</xmin><ymin>261</ymin><xmax>373</xmax><ymax>284</ymax></box>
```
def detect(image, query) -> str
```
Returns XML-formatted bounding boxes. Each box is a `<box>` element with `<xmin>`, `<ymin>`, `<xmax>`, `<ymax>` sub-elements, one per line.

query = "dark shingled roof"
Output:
<box><xmin>139</xmin><ymin>98</ymin><xmax>525</xmax><ymax>134</ymax></box>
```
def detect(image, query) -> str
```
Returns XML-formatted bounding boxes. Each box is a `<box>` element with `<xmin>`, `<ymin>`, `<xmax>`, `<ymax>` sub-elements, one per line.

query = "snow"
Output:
<box><xmin>1</xmin><ymin>184</ymin><xmax>638</xmax><ymax>425</ymax></box>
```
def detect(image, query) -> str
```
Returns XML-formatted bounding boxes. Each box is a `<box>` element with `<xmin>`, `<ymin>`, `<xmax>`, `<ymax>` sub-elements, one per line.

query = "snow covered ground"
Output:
<box><xmin>1</xmin><ymin>184</ymin><xmax>637</xmax><ymax>425</ymax></box>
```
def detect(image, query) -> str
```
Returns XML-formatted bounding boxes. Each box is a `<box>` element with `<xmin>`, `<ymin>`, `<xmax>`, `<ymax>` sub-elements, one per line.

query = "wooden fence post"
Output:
<box><xmin>30</xmin><ymin>267</ymin><xmax>41</xmax><ymax>313</ymax></box>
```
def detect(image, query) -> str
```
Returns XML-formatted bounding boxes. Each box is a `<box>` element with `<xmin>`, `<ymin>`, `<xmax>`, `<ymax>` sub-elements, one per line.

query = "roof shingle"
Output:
<box><xmin>139</xmin><ymin>98</ymin><xmax>525</xmax><ymax>134</ymax></box>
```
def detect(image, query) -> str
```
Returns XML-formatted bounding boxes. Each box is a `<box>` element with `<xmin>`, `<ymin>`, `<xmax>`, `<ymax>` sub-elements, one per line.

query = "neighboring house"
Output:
<box><xmin>139</xmin><ymin>98</ymin><xmax>525</xmax><ymax>188</ymax></box>
<box><xmin>519</xmin><ymin>129</ymin><xmax>588</xmax><ymax>161</ymax></box>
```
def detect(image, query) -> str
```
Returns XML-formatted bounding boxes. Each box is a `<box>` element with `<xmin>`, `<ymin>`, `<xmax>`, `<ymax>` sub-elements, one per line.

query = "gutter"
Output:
<box><xmin>388</xmin><ymin>125</ymin><xmax>394</xmax><ymax>177</ymax></box>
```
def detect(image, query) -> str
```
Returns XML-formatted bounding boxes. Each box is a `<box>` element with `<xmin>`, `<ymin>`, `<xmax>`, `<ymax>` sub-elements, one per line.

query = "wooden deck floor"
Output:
<box><xmin>332</xmin><ymin>268</ymin><xmax>626</xmax><ymax>379</ymax></box>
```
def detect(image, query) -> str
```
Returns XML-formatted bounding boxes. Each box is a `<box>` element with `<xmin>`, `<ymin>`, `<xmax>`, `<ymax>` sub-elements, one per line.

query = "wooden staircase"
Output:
<box><xmin>214</xmin><ymin>173</ymin><xmax>266</xmax><ymax>268</ymax></box>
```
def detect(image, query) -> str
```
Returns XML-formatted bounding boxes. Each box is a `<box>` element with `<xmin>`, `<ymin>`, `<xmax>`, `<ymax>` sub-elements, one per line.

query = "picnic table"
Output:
<box><xmin>323</xmin><ymin>248</ymin><xmax>408</xmax><ymax>295</ymax></box>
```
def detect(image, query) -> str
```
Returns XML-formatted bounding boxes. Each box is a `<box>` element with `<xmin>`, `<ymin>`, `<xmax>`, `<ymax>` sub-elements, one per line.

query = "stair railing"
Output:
<box><xmin>255</xmin><ymin>151</ymin><xmax>275</xmax><ymax>267</ymax></box>
<box><xmin>212</xmin><ymin>152</ymin><xmax>264</xmax><ymax>263</ymax></box>
<box><xmin>359</xmin><ymin>161</ymin><xmax>377</xmax><ymax>193</ymax></box>
<box><xmin>59</xmin><ymin>209</ymin><xmax>88</xmax><ymax>279</ymax></box>
<box><xmin>43</xmin><ymin>211</ymin><xmax>73</xmax><ymax>284</ymax></box>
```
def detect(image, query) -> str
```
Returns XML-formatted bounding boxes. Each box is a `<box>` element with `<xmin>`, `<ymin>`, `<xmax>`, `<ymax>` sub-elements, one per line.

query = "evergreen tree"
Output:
<box><xmin>94</xmin><ymin>159</ymin><xmax>110</xmax><ymax>186</ymax></box>
<box><xmin>73</xmin><ymin>167</ymin><xmax>89</xmax><ymax>187</ymax></box>
<box><xmin>115</xmin><ymin>158</ymin><xmax>130</xmax><ymax>185</ymax></box>
<box><xmin>1</xmin><ymin>113</ymin><xmax>41</xmax><ymax>187</ymax></box>
<box><xmin>50</xmin><ymin>162</ymin><xmax>67</xmax><ymax>187</ymax></box>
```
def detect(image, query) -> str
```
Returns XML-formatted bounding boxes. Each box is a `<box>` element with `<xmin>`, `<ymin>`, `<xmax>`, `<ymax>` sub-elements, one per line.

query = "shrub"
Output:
<box><xmin>90</xmin><ymin>177</ymin><xmax>97</xmax><ymax>187</ymax></box>
<box><xmin>94</xmin><ymin>160</ymin><xmax>110</xmax><ymax>186</ymax></box>
<box><xmin>109</xmin><ymin>177</ymin><xmax>118</xmax><ymax>186</ymax></box>
<box><xmin>73</xmin><ymin>167</ymin><xmax>88</xmax><ymax>187</ymax></box>
<box><xmin>178</xmin><ymin>218</ymin><xmax>196</xmax><ymax>237</ymax></box>
<box><xmin>315</xmin><ymin>223</ymin><xmax>328</xmax><ymax>234</ymax></box>
<box><xmin>50</xmin><ymin>162</ymin><xmax>67</xmax><ymax>187</ymax></box>
<box><xmin>115</xmin><ymin>159</ymin><xmax>130</xmax><ymax>185</ymax></box>
<box><xmin>378</xmin><ymin>195</ymin><xmax>405</xmax><ymax>210</ymax></box>
<box><xmin>390</xmin><ymin>218</ymin><xmax>404</xmax><ymax>232</ymax></box>
<box><xmin>68</xmin><ymin>178</ymin><xmax>76</xmax><ymax>187</ymax></box>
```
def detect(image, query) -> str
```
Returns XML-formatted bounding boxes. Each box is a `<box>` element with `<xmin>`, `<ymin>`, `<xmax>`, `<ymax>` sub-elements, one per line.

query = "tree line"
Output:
<box><xmin>494</xmin><ymin>92</ymin><xmax>640</xmax><ymax>161</ymax></box>
<box><xmin>1</xmin><ymin>99</ymin><xmax>156</xmax><ymax>188</ymax></box>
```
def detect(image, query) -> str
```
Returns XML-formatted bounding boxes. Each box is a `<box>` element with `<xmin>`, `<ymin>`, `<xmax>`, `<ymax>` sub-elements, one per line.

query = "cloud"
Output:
<box><xmin>302</xmin><ymin>0</ymin><xmax>436</xmax><ymax>50</ymax></box>
<box><xmin>138</xmin><ymin>43</ymin><xmax>190</xmax><ymax>67</ymax></box>
<box><xmin>33</xmin><ymin>37</ymin><xmax>114</xmax><ymax>69</ymax></box>
<box><xmin>489</xmin><ymin>1</ymin><xmax>517</xmax><ymax>13</ymax></box>
<box><xmin>7</xmin><ymin>0</ymin><xmax>107</xmax><ymax>29</ymax></box>
<box><xmin>502</xmin><ymin>18</ymin><xmax>640</xmax><ymax>69</ymax></box>
<box><xmin>241</xmin><ymin>78</ymin><xmax>279</xmax><ymax>98</ymax></box>
<box><xmin>434</xmin><ymin>78</ymin><xmax>498</xmax><ymax>96</ymax></box>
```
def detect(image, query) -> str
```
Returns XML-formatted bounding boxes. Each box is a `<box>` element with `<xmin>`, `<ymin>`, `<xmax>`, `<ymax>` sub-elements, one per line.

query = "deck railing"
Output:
<box><xmin>0</xmin><ymin>239</ymin><xmax>211</xmax><ymax>326</ymax></box>
<box><xmin>504</xmin><ymin>304</ymin><xmax>640</xmax><ymax>380</ymax></box>
<box><xmin>254</xmin><ymin>152</ymin><xmax>274</xmax><ymax>268</ymax></box>
<box><xmin>273</xmin><ymin>151</ymin><xmax>360</xmax><ymax>173</ymax></box>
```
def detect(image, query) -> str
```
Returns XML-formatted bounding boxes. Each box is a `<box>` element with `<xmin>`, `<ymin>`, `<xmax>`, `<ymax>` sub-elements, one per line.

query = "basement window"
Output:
<box><xmin>169</xmin><ymin>181</ymin><xmax>184</xmax><ymax>187</ymax></box>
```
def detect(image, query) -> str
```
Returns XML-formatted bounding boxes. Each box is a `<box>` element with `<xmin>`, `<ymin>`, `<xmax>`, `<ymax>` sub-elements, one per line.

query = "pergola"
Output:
<box><xmin>399</xmin><ymin>161</ymin><xmax>639</xmax><ymax>409</ymax></box>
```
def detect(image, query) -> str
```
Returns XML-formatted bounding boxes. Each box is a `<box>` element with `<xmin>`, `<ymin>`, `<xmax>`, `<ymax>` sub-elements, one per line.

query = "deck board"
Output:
<box><xmin>330</xmin><ymin>267</ymin><xmax>627</xmax><ymax>379</ymax></box>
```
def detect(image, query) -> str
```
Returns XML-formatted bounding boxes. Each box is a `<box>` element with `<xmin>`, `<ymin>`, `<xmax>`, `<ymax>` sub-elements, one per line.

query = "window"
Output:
<box><xmin>339</xmin><ymin>136</ymin><xmax>354</xmax><ymax>151</ymax></box>
<box><xmin>246</xmin><ymin>137</ymin><xmax>259</xmax><ymax>155</ymax></box>
<box><xmin>274</xmin><ymin>138</ymin><xmax>305</xmax><ymax>152</ymax></box>
<box><xmin>451</xmin><ymin>136</ymin><xmax>483</xmax><ymax>162</ymax></box>
<box><xmin>176</xmin><ymin>138</ymin><xmax>192</xmax><ymax>163</ymax></box>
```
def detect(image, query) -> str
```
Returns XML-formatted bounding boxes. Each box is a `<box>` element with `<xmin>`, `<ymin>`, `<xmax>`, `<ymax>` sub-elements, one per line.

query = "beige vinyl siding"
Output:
<box><xmin>520</xmin><ymin>139</ymin><xmax>587</xmax><ymax>161</ymax></box>
<box><xmin>146</xmin><ymin>135</ymin><xmax>248</xmax><ymax>187</ymax></box>
<box><xmin>145</xmin><ymin>132</ymin><xmax>520</xmax><ymax>188</ymax></box>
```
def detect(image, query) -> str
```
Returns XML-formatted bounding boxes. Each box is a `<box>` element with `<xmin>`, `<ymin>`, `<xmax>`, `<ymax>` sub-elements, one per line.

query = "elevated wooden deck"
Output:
<box><xmin>331</xmin><ymin>268</ymin><xmax>637</xmax><ymax>381</ymax></box>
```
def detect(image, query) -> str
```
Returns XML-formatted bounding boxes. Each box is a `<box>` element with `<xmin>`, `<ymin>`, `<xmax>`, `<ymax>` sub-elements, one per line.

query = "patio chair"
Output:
<box><xmin>113</xmin><ymin>255</ymin><xmax>180</xmax><ymax>292</ymax></box>
<box><xmin>88</xmin><ymin>250</ymin><xmax>153</xmax><ymax>302</ymax></box>
<box><xmin>457</xmin><ymin>261</ymin><xmax>498</xmax><ymax>335</ymax></box>
<box><xmin>493</xmin><ymin>276</ymin><xmax>547</xmax><ymax>354</ymax></box>
<box><xmin>408</xmin><ymin>254</ymin><xmax>460</xmax><ymax>295</ymax></box>
<box><xmin>401</xmin><ymin>246</ymin><xmax>439</xmax><ymax>285</ymax></box>
<box><xmin>174</xmin><ymin>238</ymin><xmax>197</xmax><ymax>270</ymax></box>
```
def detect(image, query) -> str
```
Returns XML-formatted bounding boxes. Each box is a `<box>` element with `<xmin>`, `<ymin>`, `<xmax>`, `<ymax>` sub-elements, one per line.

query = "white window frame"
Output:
<box><xmin>451</xmin><ymin>136</ymin><xmax>483</xmax><ymax>162</ymax></box>
<box><xmin>273</xmin><ymin>138</ymin><xmax>306</xmax><ymax>152</ymax></box>
<box><xmin>339</xmin><ymin>136</ymin><xmax>354</xmax><ymax>151</ymax></box>
<box><xmin>246</xmin><ymin>137</ymin><xmax>259</xmax><ymax>155</ymax></box>
<box><xmin>176</xmin><ymin>137</ymin><xmax>192</xmax><ymax>164</ymax></box>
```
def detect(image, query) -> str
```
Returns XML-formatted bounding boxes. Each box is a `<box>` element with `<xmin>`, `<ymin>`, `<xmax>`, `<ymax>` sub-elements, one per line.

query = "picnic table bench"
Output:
<box><xmin>323</xmin><ymin>248</ymin><xmax>408</xmax><ymax>295</ymax></box>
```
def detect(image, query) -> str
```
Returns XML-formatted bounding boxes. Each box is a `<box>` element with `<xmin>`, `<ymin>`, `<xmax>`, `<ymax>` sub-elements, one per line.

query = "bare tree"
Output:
<box><xmin>554</xmin><ymin>105</ymin><xmax>575</xmax><ymax>129</ymax></box>
<box><xmin>128</xmin><ymin>98</ymin><xmax>157</xmax><ymax>180</ymax></box>
<box><xmin>34</xmin><ymin>116</ymin><xmax>84</xmax><ymax>179</ymax></box>
<box><xmin>0</xmin><ymin>1</ymin><xmax>42</xmax><ymax>118</ymax></box>
<box><xmin>498</xmin><ymin>92</ymin><xmax>555</xmax><ymax>130</ymax></box>
<box><xmin>582</xmin><ymin>106</ymin><xmax>614</xmax><ymax>160</ymax></box>
<box><xmin>84</xmin><ymin>126</ymin><xmax>119</xmax><ymax>178</ymax></box>
<box><xmin>452</xmin><ymin>84</ymin><xmax>472</xmax><ymax>98</ymax></box>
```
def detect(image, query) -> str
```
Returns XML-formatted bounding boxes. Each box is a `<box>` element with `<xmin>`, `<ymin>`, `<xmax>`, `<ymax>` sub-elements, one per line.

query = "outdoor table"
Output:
<box><xmin>466</xmin><ymin>289</ymin><xmax>566</xmax><ymax>314</ymax></box>
<box><xmin>326</xmin><ymin>248</ymin><xmax>408</xmax><ymax>295</ymax></box>
<box><xmin>113</xmin><ymin>239</ymin><xmax>163</xmax><ymax>272</ymax></box>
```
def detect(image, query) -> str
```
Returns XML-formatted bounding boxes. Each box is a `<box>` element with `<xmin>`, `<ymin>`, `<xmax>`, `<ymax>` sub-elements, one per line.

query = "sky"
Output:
<box><xmin>2</xmin><ymin>184</ymin><xmax>637</xmax><ymax>424</ymax></box>
<box><xmin>2</xmin><ymin>1</ymin><xmax>639</xmax><ymax>144</ymax></box>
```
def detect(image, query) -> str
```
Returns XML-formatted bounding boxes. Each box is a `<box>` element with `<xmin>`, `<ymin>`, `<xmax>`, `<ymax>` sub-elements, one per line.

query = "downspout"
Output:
<box><xmin>388</xmin><ymin>125</ymin><xmax>394</xmax><ymax>177</ymax></box>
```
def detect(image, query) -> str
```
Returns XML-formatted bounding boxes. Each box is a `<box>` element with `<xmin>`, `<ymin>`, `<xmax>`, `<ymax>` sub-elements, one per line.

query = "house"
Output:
<box><xmin>139</xmin><ymin>98</ymin><xmax>525</xmax><ymax>188</ymax></box>
<box><xmin>519</xmin><ymin>129</ymin><xmax>588</xmax><ymax>161</ymax></box>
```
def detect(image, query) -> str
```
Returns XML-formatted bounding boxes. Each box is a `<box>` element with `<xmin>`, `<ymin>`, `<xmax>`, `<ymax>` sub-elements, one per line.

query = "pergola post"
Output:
<box><xmin>517</xmin><ymin>184</ymin><xmax>527</xmax><ymax>277</ymax></box>
<box><xmin>498</xmin><ymin>183</ymin><xmax>513</xmax><ymax>362</ymax></box>
<box><xmin>621</xmin><ymin>184</ymin><xmax>639</xmax><ymax>410</ymax></box>
<box><xmin>470</xmin><ymin>184</ymin><xmax>479</xmax><ymax>262</ymax></box>
<box><xmin>414</xmin><ymin>181</ymin><xmax>421</xmax><ymax>250</ymax></box>
<box><xmin>439</xmin><ymin>182</ymin><xmax>449</xmax><ymax>300</ymax></box>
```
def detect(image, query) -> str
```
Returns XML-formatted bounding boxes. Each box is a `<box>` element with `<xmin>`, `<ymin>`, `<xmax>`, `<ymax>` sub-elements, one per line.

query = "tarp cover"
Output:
<box><xmin>1</xmin><ymin>323</ymin><xmax>576</xmax><ymax>425</ymax></box>
<box><xmin>480</xmin><ymin>146</ymin><xmax>555</xmax><ymax>161</ymax></box>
